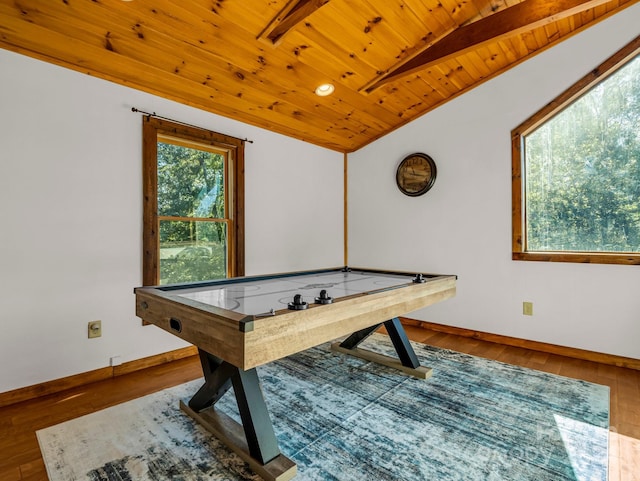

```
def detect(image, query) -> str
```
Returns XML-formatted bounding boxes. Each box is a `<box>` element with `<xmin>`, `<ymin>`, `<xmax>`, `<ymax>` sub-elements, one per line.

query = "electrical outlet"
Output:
<box><xmin>88</xmin><ymin>320</ymin><xmax>102</xmax><ymax>338</ymax></box>
<box><xmin>110</xmin><ymin>356</ymin><xmax>122</xmax><ymax>367</ymax></box>
<box><xmin>523</xmin><ymin>302</ymin><xmax>533</xmax><ymax>316</ymax></box>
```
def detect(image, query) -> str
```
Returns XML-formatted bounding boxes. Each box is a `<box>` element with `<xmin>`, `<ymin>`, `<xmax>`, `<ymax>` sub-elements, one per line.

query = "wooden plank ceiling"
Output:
<box><xmin>0</xmin><ymin>0</ymin><xmax>636</xmax><ymax>152</ymax></box>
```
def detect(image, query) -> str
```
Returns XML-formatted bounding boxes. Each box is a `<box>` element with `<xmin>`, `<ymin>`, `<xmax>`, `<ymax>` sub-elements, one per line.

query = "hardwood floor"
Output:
<box><xmin>1</xmin><ymin>326</ymin><xmax>638</xmax><ymax>480</ymax></box>
<box><xmin>0</xmin><ymin>356</ymin><xmax>202</xmax><ymax>481</ymax></box>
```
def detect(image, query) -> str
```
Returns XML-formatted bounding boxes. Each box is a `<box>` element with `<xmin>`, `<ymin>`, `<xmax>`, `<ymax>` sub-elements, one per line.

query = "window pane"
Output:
<box><xmin>524</xmin><ymin>55</ymin><xmax>640</xmax><ymax>253</ymax></box>
<box><xmin>159</xmin><ymin>221</ymin><xmax>227</xmax><ymax>284</ymax></box>
<box><xmin>157</xmin><ymin>142</ymin><xmax>225</xmax><ymax>218</ymax></box>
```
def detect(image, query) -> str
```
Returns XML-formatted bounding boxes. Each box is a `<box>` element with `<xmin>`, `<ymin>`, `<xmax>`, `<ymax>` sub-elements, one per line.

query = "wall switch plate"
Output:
<box><xmin>88</xmin><ymin>320</ymin><xmax>102</xmax><ymax>338</ymax></box>
<box><xmin>523</xmin><ymin>302</ymin><xmax>533</xmax><ymax>316</ymax></box>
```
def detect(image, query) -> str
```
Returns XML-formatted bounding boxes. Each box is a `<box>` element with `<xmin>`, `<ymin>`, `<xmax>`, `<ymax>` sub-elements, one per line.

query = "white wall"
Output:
<box><xmin>348</xmin><ymin>5</ymin><xmax>640</xmax><ymax>359</ymax></box>
<box><xmin>2</xmin><ymin>8</ymin><xmax>638</xmax><ymax>395</ymax></box>
<box><xmin>0</xmin><ymin>50</ymin><xmax>343</xmax><ymax>392</ymax></box>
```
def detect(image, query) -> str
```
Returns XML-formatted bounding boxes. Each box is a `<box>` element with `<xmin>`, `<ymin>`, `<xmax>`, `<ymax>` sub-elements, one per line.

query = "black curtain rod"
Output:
<box><xmin>131</xmin><ymin>107</ymin><xmax>253</xmax><ymax>144</ymax></box>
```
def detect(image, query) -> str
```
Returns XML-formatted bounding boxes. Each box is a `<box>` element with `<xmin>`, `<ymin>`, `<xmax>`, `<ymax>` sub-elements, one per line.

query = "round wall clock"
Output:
<box><xmin>396</xmin><ymin>153</ymin><xmax>437</xmax><ymax>197</ymax></box>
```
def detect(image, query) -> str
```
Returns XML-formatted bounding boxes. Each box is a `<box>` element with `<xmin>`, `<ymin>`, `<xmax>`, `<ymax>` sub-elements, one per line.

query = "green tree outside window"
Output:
<box><xmin>512</xmin><ymin>38</ymin><xmax>640</xmax><ymax>265</ymax></box>
<box><xmin>157</xmin><ymin>141</ymin><xmax>228</xmax><ymax>284</ymax></box>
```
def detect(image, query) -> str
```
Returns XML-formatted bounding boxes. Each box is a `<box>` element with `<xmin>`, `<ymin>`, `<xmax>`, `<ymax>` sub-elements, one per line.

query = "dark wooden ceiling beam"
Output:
<box><xmin>362</xmin><ymin>0</ymin><xmax>614</xmax><ymax>92</ymax></box>
<box><xmin>258</xmin><ymin>0</ymin><xmax>330</xmax><ymax>45</ymax></box>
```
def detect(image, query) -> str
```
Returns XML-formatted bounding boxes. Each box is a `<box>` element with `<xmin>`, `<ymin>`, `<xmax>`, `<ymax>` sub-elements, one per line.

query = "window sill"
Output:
<box><xmin>512</xmin><ymin>251</ymin><xmax>640</xmax><ymax>265</ymax></box>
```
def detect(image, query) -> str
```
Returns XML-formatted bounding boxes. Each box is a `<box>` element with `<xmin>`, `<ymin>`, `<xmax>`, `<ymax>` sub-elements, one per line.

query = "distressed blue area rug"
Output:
<box><xmin>37</xmin><ymin>334</ymin><xmax>609</xmax><ymax>480</ymax></box>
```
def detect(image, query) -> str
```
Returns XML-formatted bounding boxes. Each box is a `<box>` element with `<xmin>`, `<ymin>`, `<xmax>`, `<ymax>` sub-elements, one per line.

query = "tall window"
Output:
<box><xmin>512</xmin><ymin>38</ymin><xmax>640</xmax><ymax>265</ymax></box>
<box><xmin>143</xmin><ymin>117</ymin><xmax>244</xmax><ymax>285</ymax></box>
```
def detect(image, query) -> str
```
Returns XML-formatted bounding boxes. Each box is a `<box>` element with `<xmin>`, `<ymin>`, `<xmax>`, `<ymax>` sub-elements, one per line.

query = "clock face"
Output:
<box><xmin>396</xmin><ymin>153</ymin><xmax>437</xmax><ymax>196</ymax></box>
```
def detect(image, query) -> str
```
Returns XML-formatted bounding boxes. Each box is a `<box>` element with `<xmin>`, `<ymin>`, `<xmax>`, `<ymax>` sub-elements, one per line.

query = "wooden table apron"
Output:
<box><xmin>134</xmin><ymin>268</ymin><xmax>456</xmax><ymax>481</ymax></box>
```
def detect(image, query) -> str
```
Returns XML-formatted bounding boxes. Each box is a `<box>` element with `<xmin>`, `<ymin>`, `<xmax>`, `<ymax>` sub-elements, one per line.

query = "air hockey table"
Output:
<box><xmin>135</xmin><ymin>266</ymin><xmax>456</xmax><ymax>480</ymax></box>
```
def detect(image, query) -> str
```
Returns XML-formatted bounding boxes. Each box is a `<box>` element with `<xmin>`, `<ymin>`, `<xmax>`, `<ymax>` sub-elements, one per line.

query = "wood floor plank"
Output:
<box><xmin>467</xmin><ymin>342</ymin><xmax>507</xmax><ymax>360</ymax></box>
<box><xmin>609</xmin><ymin>430</ymin><xmax>622</xmax><ymax>481</ymax></box>
<box><xmin>18</xmin><ymin>458</ymin><xmax>46</xmax><ymax>480</ymax></box>
<box><xmin>0</xmin><ymin>441</ymin><xmax>41</xmax><ymax>475</ymax></box>
<box><xmin>618</xmin><ymin>431</ymin><xmax>640</xmax><ymax>481</ymax></box>
<box><xmin>0</xmin><ymin>465</ymin><xmax>21</xmax><ymax>481</ymax></box>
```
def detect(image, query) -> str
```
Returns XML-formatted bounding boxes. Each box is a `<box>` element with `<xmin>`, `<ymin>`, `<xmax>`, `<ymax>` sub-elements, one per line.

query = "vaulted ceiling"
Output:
<box><xmin>0</xmin><ymin>0</ymin><xmax>636</xmax><ymax>152</ymax></box>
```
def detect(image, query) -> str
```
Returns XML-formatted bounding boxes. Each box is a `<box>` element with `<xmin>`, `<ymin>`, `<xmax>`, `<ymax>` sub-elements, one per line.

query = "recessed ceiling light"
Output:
<box><xmin>315</xmin><ymin>83</ymin><xmax>335</xmax><ymax>96</ymax></box>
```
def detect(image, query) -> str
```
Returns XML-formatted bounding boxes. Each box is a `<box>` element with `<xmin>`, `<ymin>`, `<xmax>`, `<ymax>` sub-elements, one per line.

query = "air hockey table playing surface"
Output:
<box><xmin>173</xmin><ymin>268</ymin><xmax>436</xmax><ymax>315</ymax></box>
